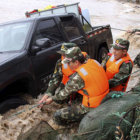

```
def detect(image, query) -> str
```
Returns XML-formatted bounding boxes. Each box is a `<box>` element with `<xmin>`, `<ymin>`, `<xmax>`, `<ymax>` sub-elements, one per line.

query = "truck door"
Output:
<box><xmin>60</xmin><ymin>16</ymin><xmax>88</xmax><ymax>52</ymax></box>
<box><xmin>30</xmin><ymin>18</ymin><xmax>64</xmax><ymax>91</ymax></box>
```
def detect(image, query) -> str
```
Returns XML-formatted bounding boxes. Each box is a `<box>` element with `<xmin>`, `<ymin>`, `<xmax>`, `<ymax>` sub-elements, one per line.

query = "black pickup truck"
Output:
<box><xmin>0</xmin><ymin>12</ymin><xmax>113</xmax><ymax>113</ymax></box>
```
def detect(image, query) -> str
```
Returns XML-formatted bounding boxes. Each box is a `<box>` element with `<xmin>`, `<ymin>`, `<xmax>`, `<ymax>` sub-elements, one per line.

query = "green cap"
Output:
<box><xmin>57</xmin><ymin>42</ymin><xmax>77</xmax><ymax>54</ymax></box>
<box><xmin>62</xmin><ymin>47</ymin><xmax>83</xmax><ymax>64</ymax></box>
<box><xmin>111</xmin><ymin>38</ymin><xmax>129</xmax><ymax>50</ymax></box>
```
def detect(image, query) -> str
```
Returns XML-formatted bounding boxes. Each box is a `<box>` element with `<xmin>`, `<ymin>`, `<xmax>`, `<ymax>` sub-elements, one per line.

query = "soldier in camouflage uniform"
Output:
<box><xmin>101</xmin><ymin>38</ymin><xmax>133</xmax><ymax>91</ymax></box>
<box><xmin>40</xmin><ymin>43</ymin><xmax>89</xmax><ymax>105</ymax></box>
<box><xmin>134</xmin><ymin>53</ymin><xmax>140</xmax><ymax>67</ymax></box>
<box><xmin>46</xmin><ymin>42</ymin><xmax>77</xmax><ymax>97</ymax></box>
<box><xmin>39</xmin><ymin>47</ymin><xmax>109</xmax><ymax>125</ymax></box>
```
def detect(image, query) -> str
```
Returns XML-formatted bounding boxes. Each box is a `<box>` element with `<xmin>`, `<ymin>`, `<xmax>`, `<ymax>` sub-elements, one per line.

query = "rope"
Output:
<box><xmin>111</xmin><ymin>27</ymin><xmax>139</xmax><ymax>33</ymax></box>
<box><xmin>10</xmin><ymin>101</ymin><xmax>46</xmax><ymax>117</ymax></box>
<box><xmin>111</xmin><ymin>28</ymin><xmax>128</xmax><ymax>32</ymax></box>
<box><xmin>118</xmin><ymin>105</ymin><xmax>140</xmax><ymax>126</ymax></box>
<box><xmin>110</xmin><ymin>27</ymin><xmax>139</xmax><ymax>40</ymax></box>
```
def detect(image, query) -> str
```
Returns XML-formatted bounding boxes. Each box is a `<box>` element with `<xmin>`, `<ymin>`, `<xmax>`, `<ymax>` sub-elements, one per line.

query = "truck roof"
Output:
<box><xmin>0</xmin><ymin>13</ymin><xmax>72</xmax><ymax>26</ymax></box>
<box><xmin>25</xmin><ymin>3</ymin><xmax>80</xmax><ymax>18</ymax></box>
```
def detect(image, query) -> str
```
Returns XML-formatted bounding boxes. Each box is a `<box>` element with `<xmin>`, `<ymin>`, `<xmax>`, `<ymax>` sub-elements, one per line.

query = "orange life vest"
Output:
<box><xmin>106</xmin><ymin>53</ymin><xmax>133</xmax><ymax>91</ymax></box>
<box><xmin>61</xmin><ymin>52</ymin><xmax>88</xmax><ymax>85</ymax></box>
<box><xmin>76</xmin><ymin>59</ymin><xmax>109</xmax><ymax>108</ymax></box>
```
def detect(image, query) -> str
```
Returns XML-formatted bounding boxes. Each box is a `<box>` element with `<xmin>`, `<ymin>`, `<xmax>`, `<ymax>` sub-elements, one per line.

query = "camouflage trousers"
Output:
<box><xmin>53</xmin><ymin>103</ymin><xmax>90</xmax><ymax>125</ymax></box>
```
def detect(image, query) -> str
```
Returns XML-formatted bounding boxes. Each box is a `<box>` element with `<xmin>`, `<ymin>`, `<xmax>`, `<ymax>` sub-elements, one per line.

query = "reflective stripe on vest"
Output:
<box><xmin>61</xmin><ymin>52</ymin><xmax>88</xmax><ymax>85</ymax></box>
<box><xmin>76</xmin><ymin>59</ymin><xmax>109</xmax><ymax>108</ymax></box>
<box><xmin>106</xmin><ymin>53</ymin><xmax>133</xmax><ymax>91</ymax></box>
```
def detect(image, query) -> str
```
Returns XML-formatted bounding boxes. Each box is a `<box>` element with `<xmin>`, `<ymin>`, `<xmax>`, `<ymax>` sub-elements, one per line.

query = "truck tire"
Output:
<box><xmin>98</xmin><ymin>47</ymin><xmax>108</xmax><ymax>63</ymax></box>
<box><xmin>0</xmin><ymin>97</ymin><xmax>28</xmax><ymax>114</ymax></box>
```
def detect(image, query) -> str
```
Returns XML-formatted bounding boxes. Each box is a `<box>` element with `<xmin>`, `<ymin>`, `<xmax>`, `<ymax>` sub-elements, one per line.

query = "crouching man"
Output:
<box><xmin>39</xmin><ymin>47</ymin><xmax>109</xmax><ymax>125</ymax></box>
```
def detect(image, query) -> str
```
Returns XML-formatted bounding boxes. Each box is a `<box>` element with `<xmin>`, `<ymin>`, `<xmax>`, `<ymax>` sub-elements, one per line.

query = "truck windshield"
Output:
<box><xmin>0</xmin><ymin>21</ymin><xmax>31</xmax><ymax>52</ymax></box>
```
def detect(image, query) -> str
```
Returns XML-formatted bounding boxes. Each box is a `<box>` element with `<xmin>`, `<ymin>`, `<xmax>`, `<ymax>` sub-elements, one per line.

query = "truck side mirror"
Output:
<box><xmin>31</xmin><ymin>46</ymin><xmax>41</xmax><ymax>55</ymax></box>
<box><xmin>31</xmin><ymin>38</ymin><xmax>51</xmax><ymax>55</ymax></box>
<box><xmin>36</xmin><ymin>38</ymin><xmax>51</xmax><ymax>48</ymax></box>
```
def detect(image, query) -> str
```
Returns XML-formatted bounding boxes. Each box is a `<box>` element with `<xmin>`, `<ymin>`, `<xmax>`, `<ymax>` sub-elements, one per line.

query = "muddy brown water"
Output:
<box><xmin>0</xmin><ymin>0</ymin><xmax>140</xmax><ymax>139</ymax></box>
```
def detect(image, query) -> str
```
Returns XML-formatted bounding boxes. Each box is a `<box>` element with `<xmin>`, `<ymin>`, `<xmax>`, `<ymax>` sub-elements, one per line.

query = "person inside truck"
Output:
<box><xmin>39</xmin><ymin>47</ymin><xmax>109</xmax><ymax>125</ymax></box>
<box><xmin>39</xmin><ymin>43</ymin><xmax>89</xmax><ymax>105</ymax></box>
<box><xmin>101</xmin><ymin>38</ymin><xmax>133</xmax><ymax>92</ymax></box>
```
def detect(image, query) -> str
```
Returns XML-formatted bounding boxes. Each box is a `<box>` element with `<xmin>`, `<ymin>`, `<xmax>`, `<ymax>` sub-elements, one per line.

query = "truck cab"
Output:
<box><xmin>0</xmin><ymin>3</ymin><xmax>113</xmax><ymax>113</ymax></box>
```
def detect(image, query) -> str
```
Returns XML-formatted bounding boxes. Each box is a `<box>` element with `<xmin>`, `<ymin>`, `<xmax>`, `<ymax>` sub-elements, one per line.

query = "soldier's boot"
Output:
<box><xmin>48</xmin><ymin>119</ymin><xmax>65</xmax><ymax>130</ymax></box>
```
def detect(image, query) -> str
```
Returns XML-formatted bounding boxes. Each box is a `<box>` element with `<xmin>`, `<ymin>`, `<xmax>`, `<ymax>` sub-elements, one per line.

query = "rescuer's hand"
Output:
<box><xmin>45</xmin><ymin>97</ymin><xmax>53</xmax><ymax>105</ymax></box>
<box><xmin>38</xmin><ymin>94</ymin><xmax>49</xmax><ymax>108</ymax></box>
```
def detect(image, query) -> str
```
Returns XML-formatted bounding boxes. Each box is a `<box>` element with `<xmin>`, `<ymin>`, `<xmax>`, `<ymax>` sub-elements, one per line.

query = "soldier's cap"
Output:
<box><xmin>111</xmin><ymin>38</ymin><xmax>129</xmax><ymax>50</ymax></box>
<box><xmin>62</xmin><ymin>47</ymin><xmax>83</xmax><ymax>64</ymax></box>
<box><xmin>57</xmin><ymin>42</ymin><xmax>77</xmax><ymax>54</ymax></box>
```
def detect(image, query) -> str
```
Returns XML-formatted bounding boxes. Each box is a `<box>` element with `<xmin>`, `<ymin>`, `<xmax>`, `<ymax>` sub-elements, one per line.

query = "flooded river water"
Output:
<box><xmin>0</xmin><ymin>0</ymin><xmax>139</xmax><ymax>140</ymax></box>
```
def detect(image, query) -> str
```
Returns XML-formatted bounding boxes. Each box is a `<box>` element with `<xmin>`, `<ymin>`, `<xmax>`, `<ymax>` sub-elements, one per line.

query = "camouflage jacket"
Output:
<box><xmin>134</xmin><ymin>53</ymin><xmax>140</xmax><ymax>67</ymax></box>
<box><xmin>101</xmin><ymin>54</ymin><xmax>133</xmax><ymax>88</ymax></box>
<box><xmin>46</xmin><ymin>59</ymin><xmax>63</xmax><ymax>96</ymax></box>
<box><xmin>46</xmin><ymin>54</ymin><xmax>89</xmax><ymax>96</ymax></box>
<box><xmin>51</xmin><ymin>72</ymin><xmax>85</xmax><ymax>102</ymax></box>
